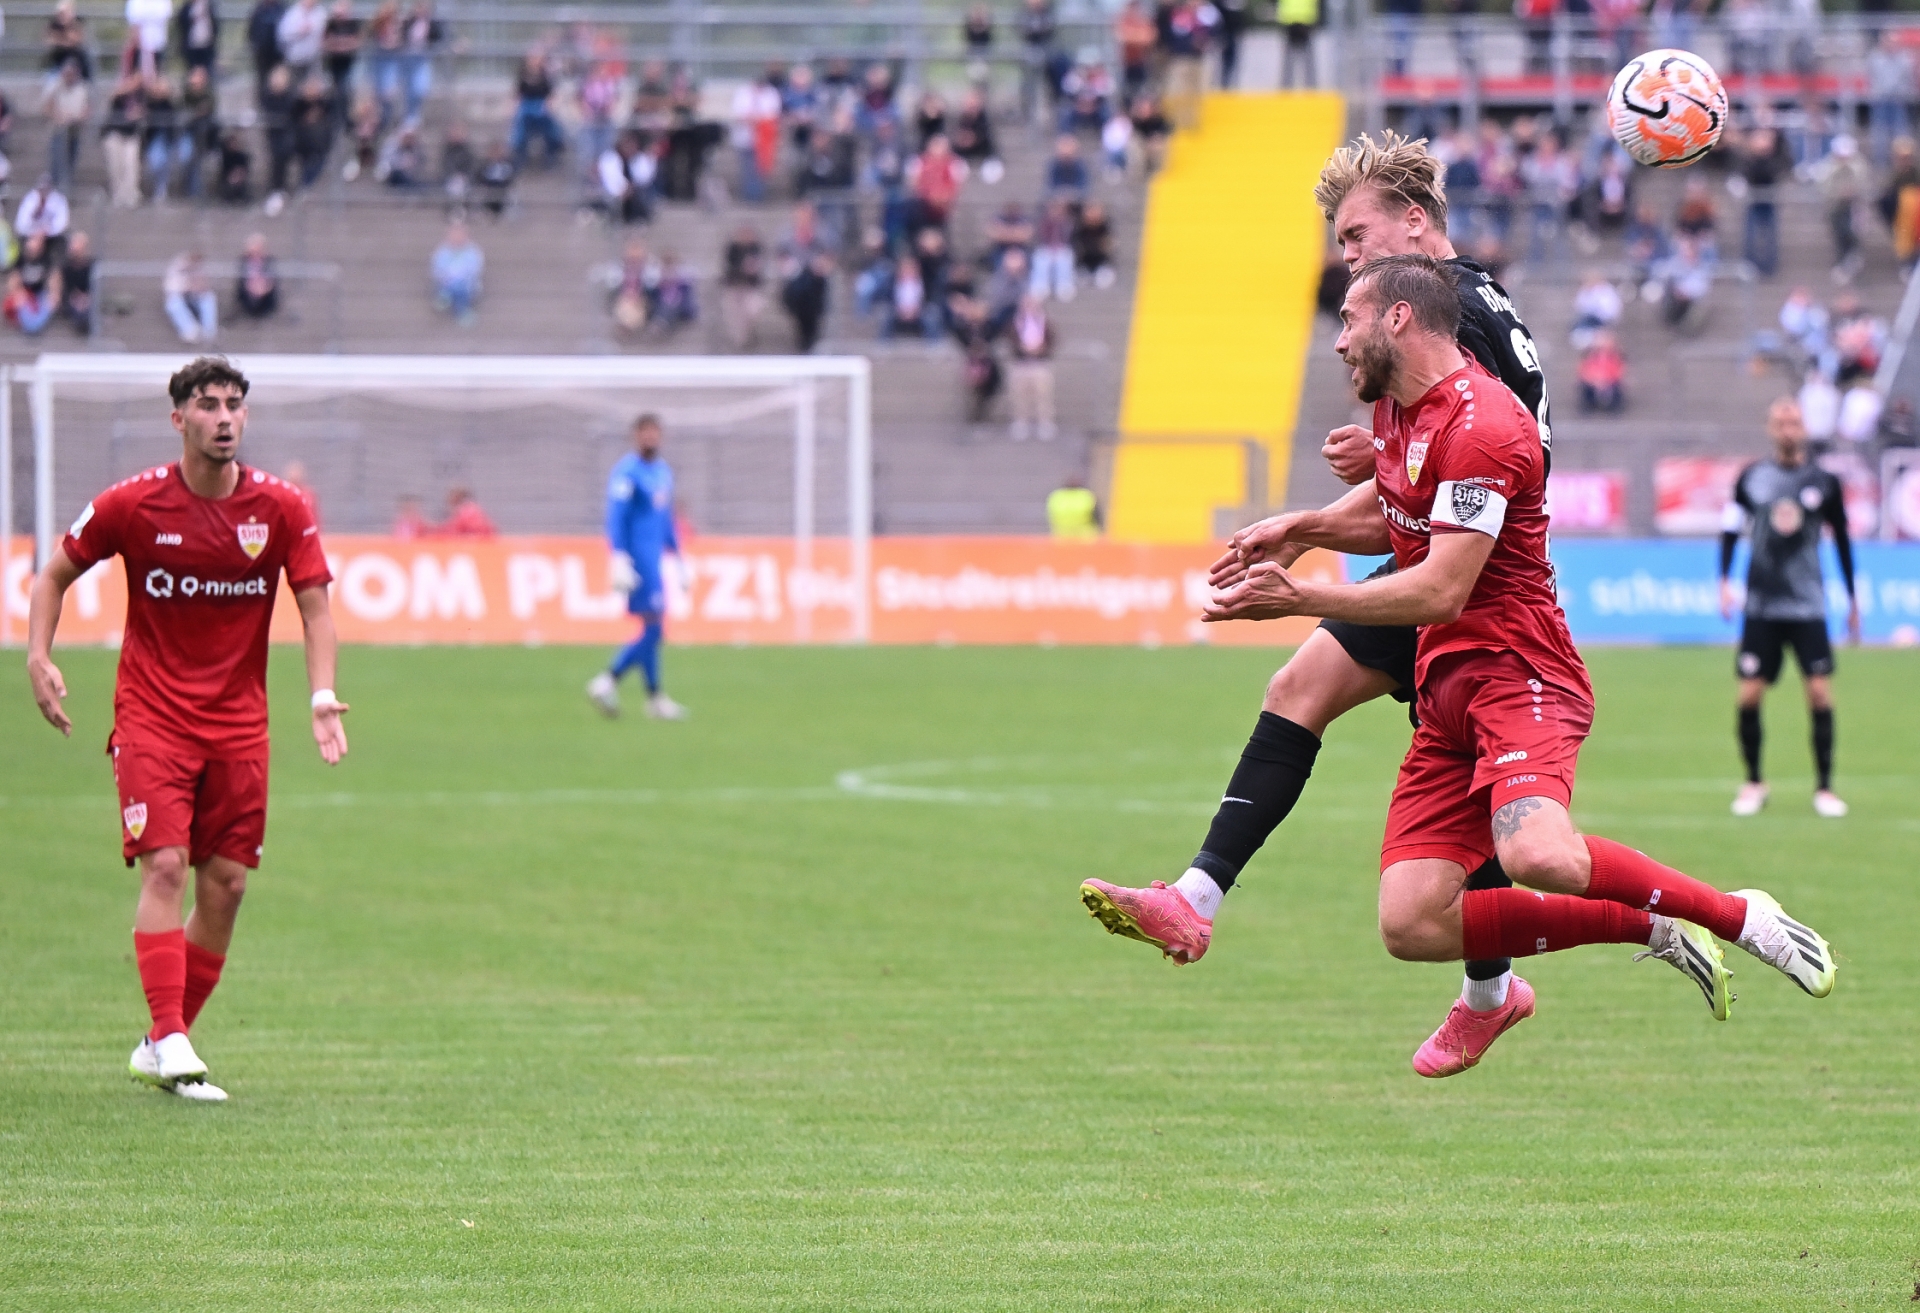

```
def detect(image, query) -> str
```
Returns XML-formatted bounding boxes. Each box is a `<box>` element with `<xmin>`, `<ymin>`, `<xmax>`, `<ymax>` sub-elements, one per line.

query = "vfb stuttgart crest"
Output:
<box><xmin>123</xmin><ymin>802</ymin><xmax>148</xmax><ymax>839</ymax></box>
<box><xmin>236</xmin><ymin>521</ymin><xmax>270</xmax><ymax>559</ymax></box>
<box><xmin>1406</xmin><ymin>440</ymin><xmax>1430</xmax><ymax>486</ymax></box>
<box><xmin>1452</xmin><ymin>482</ymin><xmax>1491</xmax><ymax>525</ymax></box>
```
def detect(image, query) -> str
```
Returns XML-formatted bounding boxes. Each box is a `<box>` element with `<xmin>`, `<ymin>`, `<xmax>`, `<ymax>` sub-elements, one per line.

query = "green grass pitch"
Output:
<box><xmin>2</xmin><ymin>643</ymin><xmax>1917</xmax><ymax>1310</ymax></box>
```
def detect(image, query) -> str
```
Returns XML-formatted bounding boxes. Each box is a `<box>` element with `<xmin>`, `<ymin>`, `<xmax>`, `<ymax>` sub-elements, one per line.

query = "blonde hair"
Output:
<box><xmin>1314</xmin><ymin>130</ymin><xmax>1449</xmax><ymax>231</ymax></box>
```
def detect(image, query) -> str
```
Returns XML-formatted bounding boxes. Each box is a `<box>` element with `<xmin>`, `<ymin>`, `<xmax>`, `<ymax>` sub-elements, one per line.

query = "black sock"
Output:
<box><xmin>1811</xmin><ymin>707</ymin><xmax>1834</xmax><ymax>791</ymax></box>
<box><xmin>1462</xmin><ymin>858</ymin><xmax>1513</xmax><ymax>981</ymax></box>
<box><xmin>1737</xmin><ymin>705</ymin><xmax>1763</xmax><ymax>784</ymax></box>
<box><xmin>1191</xmin><ymin>713</ymin><xmax>1321</xmax><ymax>892</ymax></box>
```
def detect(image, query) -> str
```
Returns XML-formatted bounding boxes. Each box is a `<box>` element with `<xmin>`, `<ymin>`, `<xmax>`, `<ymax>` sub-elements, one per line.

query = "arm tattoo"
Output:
<box><xmin>1491</xmin><ymin>796</ymin><xmax>1545</xmax><ymax>842</ymax></box>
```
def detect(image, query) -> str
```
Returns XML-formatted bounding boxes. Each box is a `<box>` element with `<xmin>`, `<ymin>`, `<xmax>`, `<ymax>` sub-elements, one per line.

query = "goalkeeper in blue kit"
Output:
<box><xmin>587</xmin><ymin>415</ymin><xmax>688</xmax><ymax>720</ymax></box>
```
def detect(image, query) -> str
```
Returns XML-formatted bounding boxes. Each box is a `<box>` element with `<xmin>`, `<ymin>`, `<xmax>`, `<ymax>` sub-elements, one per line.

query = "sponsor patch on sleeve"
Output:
<box><xmin>1431</xmin><ymin>479</ymin><xmax>1509</xmax><ymax>536</ymax></box>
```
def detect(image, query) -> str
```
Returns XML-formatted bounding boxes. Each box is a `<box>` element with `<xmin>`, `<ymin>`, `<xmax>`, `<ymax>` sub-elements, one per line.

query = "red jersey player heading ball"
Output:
<box><xmin>26</xmin><ymin>355</ymin><xmax>347</xmax><ymax>1103</ymax></box>
<box><xmin>1206</xmin><ymin>255</ymin><xmax>1837</xmax><ymax>1076</ymax></box>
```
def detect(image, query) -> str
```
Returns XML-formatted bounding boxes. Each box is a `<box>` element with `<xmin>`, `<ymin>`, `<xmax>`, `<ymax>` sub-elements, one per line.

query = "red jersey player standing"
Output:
<box><xmin>1206</xmin><ymin>256</ymin><xmax>1836</xmax><ymax>1076</ymax></box>
<box><xmin>25</xmin><ymin>356</ymin><xmax>346</xmax><ymax>1103</ymax></box>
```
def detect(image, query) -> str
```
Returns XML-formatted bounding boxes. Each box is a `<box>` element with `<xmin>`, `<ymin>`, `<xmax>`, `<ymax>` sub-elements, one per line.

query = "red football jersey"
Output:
<box><xmin>1371</xmin><ymin>360</ymin><xmax>1590</xmax><ymax>698</ymax></box>
<box><xmin>61</xmin><ymin>462</ymin><xmax>333</xmax><ymax>755</ymax></box>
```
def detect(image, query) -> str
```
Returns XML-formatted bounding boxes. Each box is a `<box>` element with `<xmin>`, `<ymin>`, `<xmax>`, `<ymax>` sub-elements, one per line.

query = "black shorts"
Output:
<box><xmin>1318</xmin><ymin>560</ymin><xmax>1417</xmax><ymax>704</ymax></box>
<box><xmin>1737</xmin><ymin>616</ymin><xmax>1834</xmax><ymax>683</ymax></box>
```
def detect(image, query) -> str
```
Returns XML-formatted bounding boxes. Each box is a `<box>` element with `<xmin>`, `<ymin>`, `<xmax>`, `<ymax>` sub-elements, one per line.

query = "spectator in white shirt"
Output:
<box><xmin>163</xmin><ymin>249</ymin><xmax>218</xmax><ymax>343</ymax></box>
<box><xmin>1797</xmin><ymin>368</ymin><xmax>1840</xmax><ymax>443</ymax></box>
<box><xmin>597</xmin><ymin>131</ymin><xmax>655</xmax><ymax>224</ymax></box>
<box><xmin>41</xmin><ymin>61</ymin><xmax>90</xmax><ymax>192</ymax></box>
<box><xmin>125</xmin><ymin>0</ymin><xmax>173</xmax><ymax>76</ymax></box>
<box><xmin>729</xmin><ymin>72</ymin><xmax>782</xmax><ymax>203</ymax></box>
<box><xmin>277</xmin><ymin>0</ymin><xmax>328</xmax><ymax>80</ymax></box>
<box><xmin>1836</xmin><ymin>382</ymin><xmax>1884</xmax><ymax>447</ymax></box>
<box><xmin>15</xmin><ymin>176</ymin><xmax>71</xmax><ymax>251</ymax></box>
<box><xmin>1570</xmin><ymin>270</ymin><xmax>1622</xmax><ymax>350</ymax></box>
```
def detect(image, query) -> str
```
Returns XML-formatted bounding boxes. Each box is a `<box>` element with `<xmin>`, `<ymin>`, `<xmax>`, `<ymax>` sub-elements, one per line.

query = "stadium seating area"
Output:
<box><xmin>1</xmin><ymin>2</ymin><xmax>1918</xmax><ymax>541</ymax></box>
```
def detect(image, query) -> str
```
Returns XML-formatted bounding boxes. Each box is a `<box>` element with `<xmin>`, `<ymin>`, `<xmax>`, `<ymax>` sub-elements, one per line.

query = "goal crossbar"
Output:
<box><xmin>17</xmin><ymin>352</ymin><xmax>874</xmax><ymax>642</ymax></box>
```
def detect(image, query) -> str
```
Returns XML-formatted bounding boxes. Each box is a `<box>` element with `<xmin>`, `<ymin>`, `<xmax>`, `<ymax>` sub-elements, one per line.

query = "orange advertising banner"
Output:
<box><xmin>2</xmin><ymin>536</ymin><xmax>1345</xmax><ymax>647</ymax></box>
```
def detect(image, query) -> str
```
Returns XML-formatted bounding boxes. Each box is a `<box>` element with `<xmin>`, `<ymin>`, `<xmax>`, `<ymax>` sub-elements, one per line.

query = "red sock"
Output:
<box><xmin>182</xmin><ymin>941</ymin><xmax>226</xmax><ymax>1030</ymax></box>
<box><xmin>1583</xmin><ymin>836</ymin><xmax>1747</xmax><ymax>941</ymax></box>
<box><xmin>1462</xmin><ymin>888</ymin><xmax>1654</xmax><ymax>960</ymax></box>
<box><xmin>133</xmin><ymin>929</ymin><xmax>187</xmax><ymax>1040</ymax></box>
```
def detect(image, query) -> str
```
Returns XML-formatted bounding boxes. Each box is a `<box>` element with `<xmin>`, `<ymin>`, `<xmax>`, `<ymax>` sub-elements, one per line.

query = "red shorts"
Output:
<box><xmin>1380</xmin><ymin>649</ymin><xmax>1594</xmax><ymax>873</ymax></box>
<box><xmin>108</xmin><ymin>734</ymin><xmax>269</xmax><ymax>869</ymax></box>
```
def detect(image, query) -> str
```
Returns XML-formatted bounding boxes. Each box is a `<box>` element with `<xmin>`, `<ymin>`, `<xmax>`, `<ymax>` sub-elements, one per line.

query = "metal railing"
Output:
<box><xmin>1352</xmin><ymin>11</ymin><xmax>1920</xmax><ymax>128</ymax></box>
<box><xmin>89</xmin><ymin>258</ymin><xmax>345</xmax><ymax>348</ymax></box>
<box><xmin>0</xmin><ymin>1</ymin><xmax>1118</xmax><ymax>88</ymax></box>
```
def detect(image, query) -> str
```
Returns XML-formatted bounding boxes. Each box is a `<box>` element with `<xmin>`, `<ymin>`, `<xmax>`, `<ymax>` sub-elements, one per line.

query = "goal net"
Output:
<box><xmin>4</xmin><ymin>354</ymin><xmax>872</xmax><ymax>644</ymax></box>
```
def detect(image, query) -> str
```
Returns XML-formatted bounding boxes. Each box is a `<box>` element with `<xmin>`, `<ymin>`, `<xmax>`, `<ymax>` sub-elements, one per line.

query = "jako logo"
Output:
<box><xmin>1495</xmin><ymin>750</ymin><xmax>1529</xmax><ymax>765</ymax></box>
<box><xmin>155</xmin><ymin>532</ymin><xmax>182</xmax><ymax>545</ymax></box>
<box><xmin>1507</xmin><ymin>773</ymin><xmax>1538</xmax><ymax>788</ymax></box>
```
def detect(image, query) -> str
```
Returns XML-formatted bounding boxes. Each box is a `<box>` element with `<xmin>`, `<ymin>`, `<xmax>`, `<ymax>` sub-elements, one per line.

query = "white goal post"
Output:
<box><xmin>10</xmin><ymin>353</ymin><xmax>873</xmax><ymax>643</ymax></box>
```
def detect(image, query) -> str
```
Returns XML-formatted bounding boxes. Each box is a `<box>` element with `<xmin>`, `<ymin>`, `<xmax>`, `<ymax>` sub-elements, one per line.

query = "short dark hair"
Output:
<box><xmin>634</xmin><ymin>413</ymin><xmax>662</xmax><ymax>432</ymax></box>
<box><xmin>1348</xmin><ymin>253</ymin><xmax>1461</xmax><ymax>340</ymax></box>
<box><xmin>168</xmin><ymin>355</ymin><xmax>250</xmax><ymax>406</ymax></box>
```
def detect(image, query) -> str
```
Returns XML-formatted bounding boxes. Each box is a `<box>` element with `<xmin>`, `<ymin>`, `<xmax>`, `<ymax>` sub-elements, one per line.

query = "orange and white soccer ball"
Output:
<box><xmin>1606</xmin><ymin>49</ymin><xmax>1727</xmax><ymax>169</ymax></box>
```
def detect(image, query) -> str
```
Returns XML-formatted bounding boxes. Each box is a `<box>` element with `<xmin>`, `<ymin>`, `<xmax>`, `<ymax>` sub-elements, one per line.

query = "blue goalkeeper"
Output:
<box><xmin>587</xmin><ymin>414</ymin><xmax>688</xmax><ymax>721</ymax></box>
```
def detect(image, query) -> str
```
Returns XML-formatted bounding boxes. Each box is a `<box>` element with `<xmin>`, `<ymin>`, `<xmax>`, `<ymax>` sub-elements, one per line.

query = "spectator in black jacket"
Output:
<box><xmin>292</xmin><ymin>71</ymin><xmax>336</xmax><ymax>186</ymax></box>
<box><xmin>950</xmin><ymin>88</ymin><xmax>999</xmax><ymax>181</ymax></box>
<box><xmin>260</xmin><ymin>64</ymin><xmax>297</xmax><ymax>211</ymax></box>
<box><xmin>476</xmin><ymin>139</ymin><xmax>515</xmax><ymax>216</ymax></box>
<box><xmin>721</xmin><ymin>222</ymin><xmax>766</xmax><ymax>350</ymax></box>
<box><xmin>249</xmin><ymin>0</ymin><xmax>288</xmax><ymax>95</ymax></box>
<box><xmin>236</xmin><ymin>232</ymin><xmax>280</xmax><ymax>317</ymax></box>
<box><xmin>1734</xmin><ymin>125</ymin><xmax>1792</xmax><ymax>278</ymax></box>
<box><xmin>178</xmin><ymin>0</ymin><xmax>221</xmax><ymax>74</ymax></box>
<box><xmin>58</xmin><ymin>231</ymin><xmax>94</xmax><ymax>331</ymax></box>
<box><xmin>180</xmin><ymin>66</ymin><xmax>218</xmax><ymax>197</ymax></box>
<box><xmin>1072</xmin><ymin>200</ymin><xmax>1116</xmax><ymax>288</ymax></box>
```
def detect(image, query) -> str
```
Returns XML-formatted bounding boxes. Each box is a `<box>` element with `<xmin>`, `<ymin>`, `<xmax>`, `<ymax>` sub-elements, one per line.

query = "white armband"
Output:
<box><xmin>1431</xmin><ymin>480</ymin><xmax>1509</xmax><ymax>537</ymax></box>
<box><xmin>1719</xmin><ymin>501</ymin><xmax>1748</xmax><ymax>534</ymax></box>
<box><xmin>311</xmin><ymin>688</ymin><xmax>337</xmax><ymax>710</ymax></box>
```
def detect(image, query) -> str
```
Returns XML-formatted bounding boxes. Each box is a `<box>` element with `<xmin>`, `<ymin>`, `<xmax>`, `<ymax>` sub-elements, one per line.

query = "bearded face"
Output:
<box><xmin>1338</xmin><ymin>299</ymin><xmax>1400</xmax><ymax>404</ymax></box>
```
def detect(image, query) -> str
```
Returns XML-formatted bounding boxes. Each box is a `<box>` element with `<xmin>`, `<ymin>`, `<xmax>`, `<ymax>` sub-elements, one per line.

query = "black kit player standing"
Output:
<box><xmin>1081</xmin><ymin>131</ymin><xmax>1568</xmax><ymax>1076</ymax></box>
<box><xmin>1718</xmin><ymin>396</ymin><xmax>1859</xmax><ymax>819</ymax></box>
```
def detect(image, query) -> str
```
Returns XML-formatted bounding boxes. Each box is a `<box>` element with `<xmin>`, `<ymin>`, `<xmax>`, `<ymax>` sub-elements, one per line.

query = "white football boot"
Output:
<box><xmin>129</xmin><ymin>1037</ymin><xmax>171</xmax><ymax>1090</ymax></box>
<box><xmin>1729</xmin><ymin>889</ymin><xmax>1837</xmax><ymax>997</ymax></box>
<box><xmin>586</xmin><ymin>672</ymin><xmax>620</xmax><ymax>718</ymax></box>
<box><xmin>171</xmin><ymin>1077</ymin><xmax>228</xmax><ymax>1102</ymax></box>
<box><xmin>1730</xmin><ymin>782</ymin><xmax>1769</xmax><ymax>817</ymax></box>
<box><xmin>131</xmin><ymin>1033</ymin><xmax>227</xmax><ymax>1100</ymax></box>
<box><xmin>1634</xmin><ymin>915</ymin><xmax>1733</xmax><ymax>1020</ymax></box>
<box><xmin>153</xmin><ymin>1031</ymin><xmax>208</xmax><ymax>1082</ymax></box>
<box><xmin>646</xmin><ymin>693</ymin><xmax>687</xmax><ymax>720</ymax></box>
<box><xmin>1812</xmin><ymin>789</ymin><xmax>1849</xmax><ymax>819</ymax></box>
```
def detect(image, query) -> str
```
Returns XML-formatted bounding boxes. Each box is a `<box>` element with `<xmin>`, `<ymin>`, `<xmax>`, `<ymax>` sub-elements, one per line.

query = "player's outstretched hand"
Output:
<box><xmin>313</xmin><ymin>697</ymin><xmax>350</xmax><ymax>765</ymax></box>
<box><xmin>1202</xmin><ymin>561</ymin><xmax>1309</xmax><ymax>624</ymax></box>
<box><xmin>1208</xmin><ymin>514</ymin><xmax>1304</xmax><ymax>588</ymax></box>
<box><xmin>28</xmin><ymin>655</ymin><xmax>72</xmax><ymax>737</ymax></box>
<box><xmin>1847</xmin><ymin>598</ymin><xmax>1862</xmax><ymax>645</ymax></box>
<box><xmin>1323</xmin><ymin>425</ymin><xmax>1376</xmax><ymax>486</ymax></box>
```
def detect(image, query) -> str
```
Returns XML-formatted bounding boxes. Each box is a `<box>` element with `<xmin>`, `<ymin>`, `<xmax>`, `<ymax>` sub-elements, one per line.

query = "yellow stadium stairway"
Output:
<box><xmin>1110</xmin><ymin>91</ymin><xmax>1345</xmax><ymax>544</ymax></box>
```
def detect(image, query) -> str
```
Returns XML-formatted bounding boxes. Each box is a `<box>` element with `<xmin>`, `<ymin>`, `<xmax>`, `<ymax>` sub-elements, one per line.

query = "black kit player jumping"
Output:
<box><xmin>1719</xmin><ymin>396</ymin><xmax>1859</xmax><ymax>820</ymax></box>
<box><xmin>1081</xmin><ymin>130</ymin><xmax>1565</xmax><ymax>1077</ymax></box>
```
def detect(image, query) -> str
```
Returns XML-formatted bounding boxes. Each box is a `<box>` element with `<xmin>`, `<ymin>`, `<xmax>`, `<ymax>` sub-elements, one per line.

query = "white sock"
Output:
<box><xmin>1172</xmin><ymin>868</ymin><xmax>1224</xmax><ymax>920</ymax></box>
<box><xmin>1462</xmin><ymin>971</ymin><xmax>1511</xmax><ymax>1012</ymax></box>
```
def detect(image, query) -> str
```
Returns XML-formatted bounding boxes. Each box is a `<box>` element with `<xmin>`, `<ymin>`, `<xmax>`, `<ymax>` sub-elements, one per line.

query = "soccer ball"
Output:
<box><xmin>1606</xmin><ymin>49</ymin><xmax>1727</xmax><ymax>169</ymax></box>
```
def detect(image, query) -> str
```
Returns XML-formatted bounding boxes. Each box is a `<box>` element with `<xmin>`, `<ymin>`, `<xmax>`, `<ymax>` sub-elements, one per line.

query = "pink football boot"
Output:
<box><xmin>1079</xmin><ymin>879</ymin><xmax>1212</xmax><ymax>965</ymax></box>
<box><xmin>1411</xmin><ymin>976</ymin><xmax>1537</xmax><ymax>1078</ymax></box>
